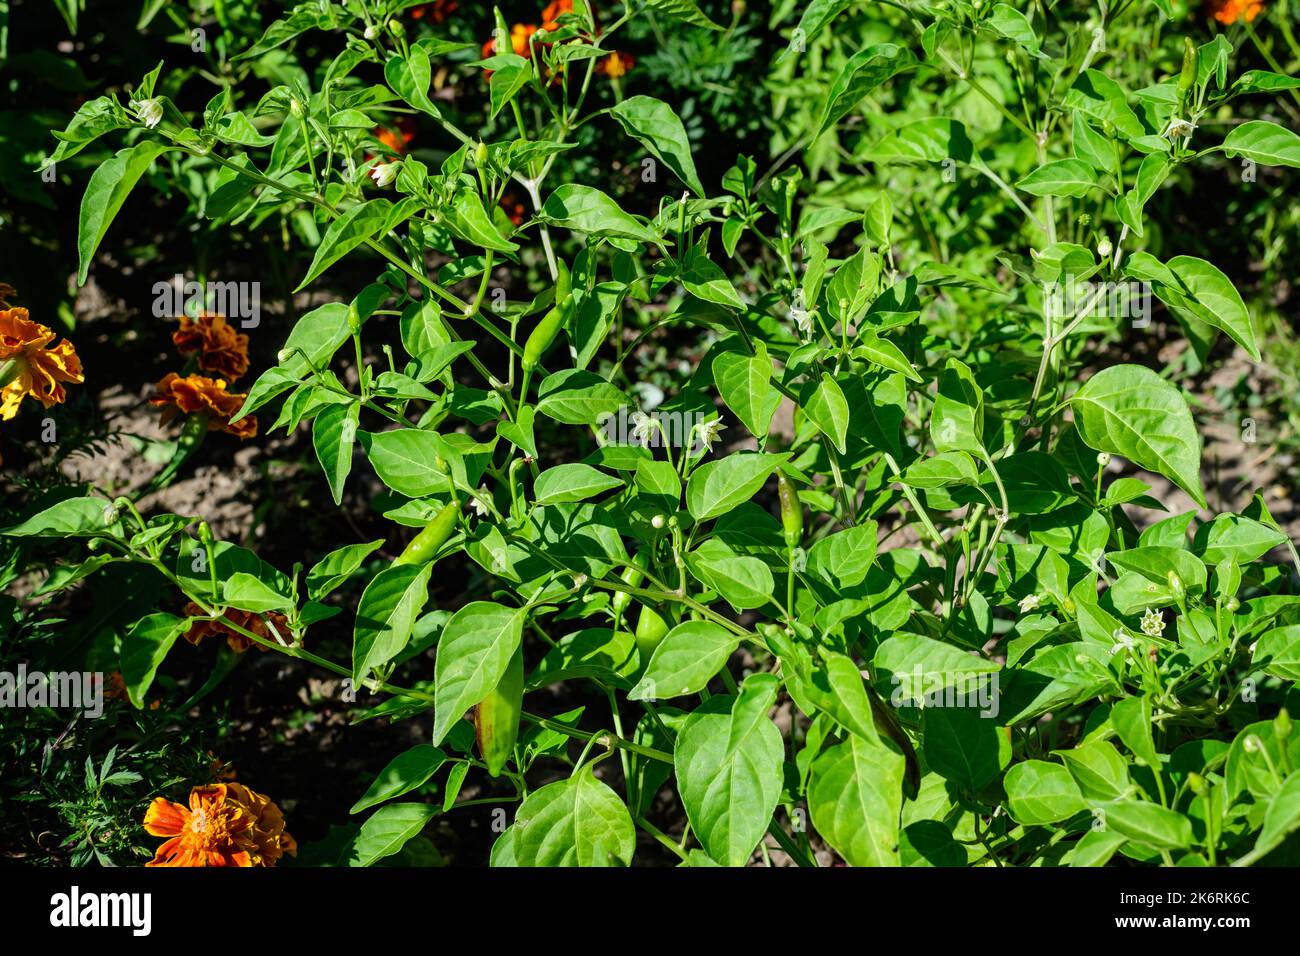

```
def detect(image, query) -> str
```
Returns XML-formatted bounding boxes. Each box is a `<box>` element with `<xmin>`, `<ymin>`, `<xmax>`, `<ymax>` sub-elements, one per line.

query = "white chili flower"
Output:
<box><xmin>1140</xmin><ymin>606</ymin><xmax>1165</xmax><ymax>638</ymax></box>
<box><xmin>1108</xmin><ymin>628</ymin><xmax>1137</xmax><ymax>657</ymax></box>
<box><xmin>1018</xmin><ymin>593</ymin><xmax>1041</xmax><ymax>614</ymax></box>
<box><xmin>1163</xmin><ymin>116</ymin><xmax>1196</xmax><ymax>139</ymax></box>
<box><xmin>471</xmin><ymin>488</ymin><xmax>489</xmax><ymax>517</ymax></box>
<box><xmin>370</xmin><ymin>162</ymin><xmax>400</xmax><ymax>188</ymax></box>
<box><xmin>789</xmin><ymin>296</ymin><xmax>813</xmax><ymax>337</ymax></box>
<box><xmin>136</xmin><ymin>98</ymin><xmax>164</xmax><ymax>129</ymax></box>
<box><xmin>698</xmin><ymin>417</ymin><xmax>727</xmax><ymax>452</ymax></box>
<box><xmin>630</xmin><ymin>410</ymin><xmax>656</xmax><ymax>445</ymax></box>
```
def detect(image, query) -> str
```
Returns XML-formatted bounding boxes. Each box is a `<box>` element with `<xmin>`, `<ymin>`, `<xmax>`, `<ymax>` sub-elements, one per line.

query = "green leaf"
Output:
<box><xmin>351</xmin><ymin>745</ymin><xmax>447</xmax><ymax>814</ymax></box>
<box><xmin>353</xmin><ymin>563</ymin><xmax>434</xmax><ymax>686</ymax></box>
<box><xmin>806</xmin><ymin>521</ymin><xmax>878</xmax><ymax>588</ymax></box>
<box><xmin>3</xmin><ymin>497</ymin><xmax>120</xmax><ymax>537</ymax></box>
<box><xmin>643</xmin><ymin>0</ymin><xmax>723</xmax><ymax>29</ymax></box>
<box><xmin>1195</xmin><ymin>514</ymin><xmax>1287</xmax><ymax>564</ymax></box>
<box><xmin>1222</xmin><ymin>120</ymin><xmax>1300</xmax><ymax>168</ymax></box>
<box><xmin>120</xmin><ymin>612</ymin><xmax>188</xmax><ymax>708</ymax></box>
<box><xmin>902</xmin><ymin>451</ymin><xmax>980</xmax><ymax>489</ymax></box>
<box><xmin>77</xmin><ymin>140</ymin><xmax>167</xmax><ymax>284</ymax></box>
<box><xmin>608</xmin><ymin>95</ymin><xmax>704</xmax><ymax>195</ymax></box>
<box><xmin>533</xmin><ymin>463</ymin><xmax>624</xmax><ymax>505</ymax></box>
<box><xmin>349</xmin><ymin>803</ymin><xmax>438</xmax><ymax>866</ymax></box>
<box><xmin>384</xmin><ymin>49</ymin><xmax>440</xmax><ymax>117</ymax></box>
<box><xmin>512</xmin><ymin>765</ymin><xmax>635</xmax><ymax>866</ymax></box>
<box><xmin>540</xmin><ymin>184</ymin><xmax>661</xmax><ymax>244</ymax></box>
<box><xmin>488</xmin><ymin>57</ymin><xmax>531</xmax><ymax>121</ymax></box>
<box><xmin>446</xmin><ymin>188</ymin><xmax>518</xmax><ymax>254</ymax></box>
<box><xmin>1253</xmin><ymin>625</ymin><xmax>1300</xmax><ymax>681</ymax></box>
<box><xmin>629</xmin><ymin>620</ymin><xmax>739</xmax><ymax>700</ymax></box>
<box><xmin>815</xmin><ymin>44</ymin><xmax>916</xmax><ymax>137</ymax></box>
<box><xmin>1057</xmin><ymin>740</ymin><xmax>1133</xmax><ymax>802</ymax></box>
<box><xmin>808</xmin><ymin>733</ymin><xmax>905</xmax><ymax>866</ymax></box>
<box><xmin>313</xmin><ymin>402</ymin><xmax>359</xmax><ymax>506</ymax></box>
<box><xmin>861</xmin><ymin>117</ymin><xmax>977</xmax><ymax>165</ymax></box>
<box><xmin>1004</xmin><ymin>760</ymin><xmax>1087</xmax><ymax>825</ymax></box>
<box><xmin>687</xmin><ymin>539</ymin><xmax>775</xmax><ymax>612</ymax></box>
<box><xmin>275</xmin><ymin>302</ymin><xmax>354</xmax><ymax>378</ymax></box>
<box><xmin>296</xmin><ymin>200</ymin><xmax>392</xmax><ymax>291</ymax></box>
<box><xmin>432</xmin><ymin>602</ymin><xmax>525</xmax><ymax>744</ymax></box>
<box><xmin>1068</xmin><ymin>364</ymin><xmax>1205</xmax><ymax>507</ymax></box>
<box><xmin>800</xmin><ymin>373</ymin><xmax>849</xmax><ymax>454</ymax></box>
<box><xmin>685</xmin><ymin>452</ymin><xmax>787</xmax><ymax>522</ymax></box>
<box><xmin>1151</xmin><ymin>255</ymin><xmax>1259</xmax><ymax>361</ymax></box>
<box><xmin>875</xmin><ymin>633</ymin><xmax>1001</xmax><ymax>698</ymax></box>
<box><xmin>1017</xmin><ymin>159</ymin><xmax>1098</xmax><ymax>198</ymax></box>
<box><xmin>852</xmin><ymin>334</ymin><xmax>920</xmax><ymax>381</ymax></box>
<box><xmin>923</xmin><ymin>706</ymin><xmax>1010</xmax><ymax>792</ymax></box>
<box><xmin>675</xmin><ymin>674</ymin><xmax>784</xmax><ymax>866</ymax></box>
<box><xmin>1099</xmin><ymin>800</ymin><xmax>1193</xmax><ymax>849</ymax></box>
<box><xmin>359</xmin><ymin>429</ymin><xmax>454</xmax><ymax>498</ymax></box>
<box><xmin>986</xmin><ymin>3</ymin><xmax>1046</xmax><ymax>57</ymax></box>
<box><xmin>1251</xmin><ymin>773</ymin><xmax>1300</xmax><ymax>860</ymax></box>
<box><xmin>1111</xmin><ymin>696</ymin><xmax>1163</xmax><ymax>771</ymax></box>
<box><xmin>306</xmin><ymin>539</ymin><xmax>385</xmax><ymax>601</ymax></box>
<box><xmin>713</xmin><ymin>343</ymin><xmax>779</xmax><ymax>439</ymax></box>
<box><xmin>1064</xmin><ymin>70</ymin><xmax>1143</xmax><ymax>140</ymax></box>
<box><xmin>930</xmin><ymin>358</ymin><xmax>985</xmax><ymax>456</ymax></box>
<box><xmin>680</xmin><ymin>245</ymin><xmax>743</xmax><ymax>309</ymax></box>
<box><xmin>222</xmin><ymin>571</ymin><xmax>294</xmax><ymax>613</ymax></box>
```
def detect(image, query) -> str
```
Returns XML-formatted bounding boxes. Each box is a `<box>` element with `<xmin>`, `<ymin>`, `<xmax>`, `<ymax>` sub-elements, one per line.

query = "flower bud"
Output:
<box><xmin>651</xmin><ymin>514</ymin><xmax>666</xmax><ymax>530</ymax></box>
<box><xmin>370</xmin><ymin>161</ymin><xmax>400</xmax><ymax>188</ymax></box>
<box><xmin>1225</xmin><ymin>596</ymin><xmax>1240</xmax><ymax>612</ymax></box>
<box><xmin>475</xmin><ymin>141</ymin><xmax>489</xmax><ymax>167</ymax></box>
<box><xmin>1097</xmin><ymin>236</ymin><xmax>1112</xmax><ymax>259</ymax></box>
<box><xmin>1096</xmin><ymin>452</ymin><xmax>1111</xmax><ymax>467</ymax></box>
<box><xmin>363</xmin><ymin>24</ymin><xmax>377</xmax><ymax>39</ymax></box>
<box><xmin>289</xmin><ymin>97</ymin><xmax>303</xmax><ymax>117</ymax></box>
<box><xmin>136</xmin><ymin>98</ymin><xmax>164</xmax><ymax>129</ymax></box>
<box><xmin>1276</xmin><ymin>709</ymin><xmax>1292</xmax><ymax>740</ymax></box>
<box><xmin>1167</xmin><ymin>570</ymin><xmax>1184</xmax><ymax>598</ymax></box>
<box><xmin>1187</xmin><ymin>772</ymin><xmax>1207</xmax><ymax>795</ymax></box>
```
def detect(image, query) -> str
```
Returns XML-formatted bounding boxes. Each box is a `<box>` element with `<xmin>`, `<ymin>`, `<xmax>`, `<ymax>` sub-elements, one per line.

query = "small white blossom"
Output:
<box><xmin>1018</xmin><ymin>593</ymin><xmax>1041</xmax><ymax>614</ymax></box>
<box><xmin>370</xmin><ymin>162</ymin><xmax>400</xmax><ymax>188</ymax></box>
<box><xmin>630</xmin><ymin>410</ymin><xmax>656</xmax><ymax>445</ymax></box>
<box><xmin>471</xmin><ymin>489</ymin><xmax>489</xmax><ymax>517</ymax></box>
<box><xmin>789</xmin><ymin>300</ymin><xmax>813</xmax><ymax>337</ymax></box>
<box><xmin>698</xmin><ymin>417</ymin><xmax>727</xmax><ymax>453</ymax></box>
<box><xmin>1163</xmin><ymin>116</ymin><xmax>1196</xmax><ymax>139</ymax></box>
<box><xmin>1108</xmin><ymin>628</ymin><xmax>1137</xmax><ymax>657</ymax></box>
<box><xmin>136</xmin><ymin>99</ymin><xmax>163</xmax><ymax>129</ymax></box>
<box><xmin>1140</xmin><ymin>606</ymin><xmax>1165</xmax><ymax>638</ymax></box>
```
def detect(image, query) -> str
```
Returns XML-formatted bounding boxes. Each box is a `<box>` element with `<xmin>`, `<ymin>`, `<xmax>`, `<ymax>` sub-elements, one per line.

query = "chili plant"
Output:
<box><xmin>9</xmin><ymin>0</ymin><xmax>1300</xmax><ymax>866</ymax></box>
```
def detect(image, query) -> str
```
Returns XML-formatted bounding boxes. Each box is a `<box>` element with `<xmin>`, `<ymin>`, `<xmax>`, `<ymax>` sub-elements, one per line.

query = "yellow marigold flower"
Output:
<box><xmin>597</xmin><ymin>51</ymin><xmax>634</xmax><ymax>79</ymax></box>
<box><xmin>0</xmin><ymin>307</ymin><xmax>84</xmax><ymax>422</ymax></box>
<box><xmin>143</xmin><ymin>782</ymin><xmax>295</xmax><ymax>867</ymax></box>
<box><xmin>1207</xmin><ymin>0</ymin><xmax>1263</xmax><ymax>23</ymax></box>
<box><xmin>173</xmin><ymin>312</ymin><xmax>250</xmax><ymax>382</ymax></box>
<box><xmin>149</xmin><ymin>372</ymin><xmax>257</xmax><ymax>439</ymax></box>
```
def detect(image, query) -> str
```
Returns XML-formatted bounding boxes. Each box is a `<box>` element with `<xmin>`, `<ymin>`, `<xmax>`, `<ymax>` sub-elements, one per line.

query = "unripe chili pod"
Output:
<box><xmin>554</xmin><ymin>259</ymin><xmax>572</xmax><ymax>304</ymax></box>
<box><xmin>612</xmin><ymin>557</ymin><xmax>646</xmax><ymax>619</ymax></box>
<box><xmin>777</xmin><ymin>472</ymin><xmax>802</xmax><ymax>549</ymax></box>
<box><xmin>1176</xmin><ymin>37</ymin><xmax>1197</xmax><ymax>110</ymax></box>
<box><xmin>392</xmin><ymin>501</ymin><xmax>459</xmax><ymax>567</ymax></box>
<box><xmin>633</xmin><ymin>604</ymin><xmax>670</xmax><ymax>661</ymax></box>
<box><xmin>521</xmin><ymin>302</ymin><xmax>568</xmax><ymax>374</ymax></box>
<box><xmin>475</xmin><ymin>644</ymin><xmax>524</xmax><ymax>777</ymax></box>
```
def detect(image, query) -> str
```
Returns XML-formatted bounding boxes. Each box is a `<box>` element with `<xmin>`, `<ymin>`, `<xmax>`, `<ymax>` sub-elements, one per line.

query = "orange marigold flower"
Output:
<box><xmin>1207</xmin><ymin>0</ymin><xmax>1263</xmax><ymax>22</ymax></box>
<box><xmin>374</xmin><ymin>116</ymin><xmax>417</xmax><ymax>156</ymax></box>
<box><xmin>150</xmin><ymin>372</ymin><xmax>257</xmax><ymax>439</ymax></box>
<box><xmin>173</xmin><ymin>312</ymin><xmax>250</xmax><ymax>382</ymax></box>
<box><xmin>0</xmin><ymin>307</ymin><xmax>84</xmax><ymax>422</ymax></box>
<box><xmin>143</xmin><ymin>782</ymin><xmax>295</xmax><ymax>867</ymax></box>
<box><xmin>228</xmin><ymin>782</ymin><xmax>298</xmax><ymax>866</ymax></box>
<box><xmin>541</xmin><ymin>0</ymin><xmax>574</xmax><ymax>30</ymax></box>
<box><xmin>596</xmin><ymin>50</ymin><xmax>634</xmax><ymax>79</ymax></box>
<box><xmin>181</xmin><ymin>601</ymin><xmax>290</xmax><ymax>653</ymax></box>
<box><xmin>410</xmin><ymin>0</ymin><xmax>458</xmax><ymax>22</ymax></box>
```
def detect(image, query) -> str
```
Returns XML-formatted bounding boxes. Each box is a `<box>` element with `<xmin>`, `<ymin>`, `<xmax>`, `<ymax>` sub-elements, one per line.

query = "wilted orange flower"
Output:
<box><xmin>541</xmin><ymin>0</ymin><xmax>574</xmax><ymax>30</ymax></box>
<box><xmin>500</xmin><ymin>191</ymin><xmax>528</xmax><ymax>226</ymax></box>
<box><xmin>410</xmin><ymin>0</ymin><xmax>458</xmax><ymax>22</ymax></box>
<box><xmin>482</xmin><ymin>22</ymin><xmax>537</xmax><ymax>61</ymax></box>
<box><xmin>144</xmin><ymin>782</ymin><xmax>296</xmax><ymax>867</ymax></box>
<box><xmin>1207</xmin><ymin>0</ymin><xmax>1263</xmax><ymax>22</ymax></box>
<box><xmin>150</xmin><ymin>372</ymin><xmax>257</xmax><ymax>439</ymax></box>
<box><xmin>0</xmin><ymin>307</ymin><xmax>83</xmax><ymax>422</ymax></box>
<box><xmin>181</xmin><ymin>601</ymin><xmax>290</xmax><ymax>653</ymax></box>
<box><xmin>173</xmin><ymin>312</ymin><xmax>249</xmax><ymax>382</ymax></box>
<box><xmin>374</xmin><ymin>116</ymin><xmax>417</xmax><ymax>156</ymax></box>
<box><xmin>596</xmin><ymin>50</ymin><xmax>634</xmax><ymax>79</ymax></box>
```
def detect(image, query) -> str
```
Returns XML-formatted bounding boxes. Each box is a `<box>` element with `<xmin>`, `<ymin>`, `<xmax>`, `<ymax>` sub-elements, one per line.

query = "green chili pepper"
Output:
<box><xmin>392</xmin><ymin>501</ymin><xmax>459</xmax><ymax>567</ymax></box>
<box><xmin>633</xmin><ymin>604</ymin><xmax>670</xmax><ymax>662</ymax></box>
<box><xmin>474</xmin><ymin>644</ymin><xmax>524</xmax><ymax>777</ymax></box>
<box><xmin>612</xmin><ymin>556</ymin><xmax>646</xmax><ymax>620</ymax></box>
<box><xmin>1176</xmin><ymin>37</ymin><xmax>1197</xmax><ymax>112</ymax></box>
<box><xmin>554</xmin><ymin>258</ymin><xmax>572</xmax><ymax>304</ymax></box>
<box><xmin>777</xmin><ymin>472</ymin><xmax>802</xmax><ymax>550</ymax></box>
